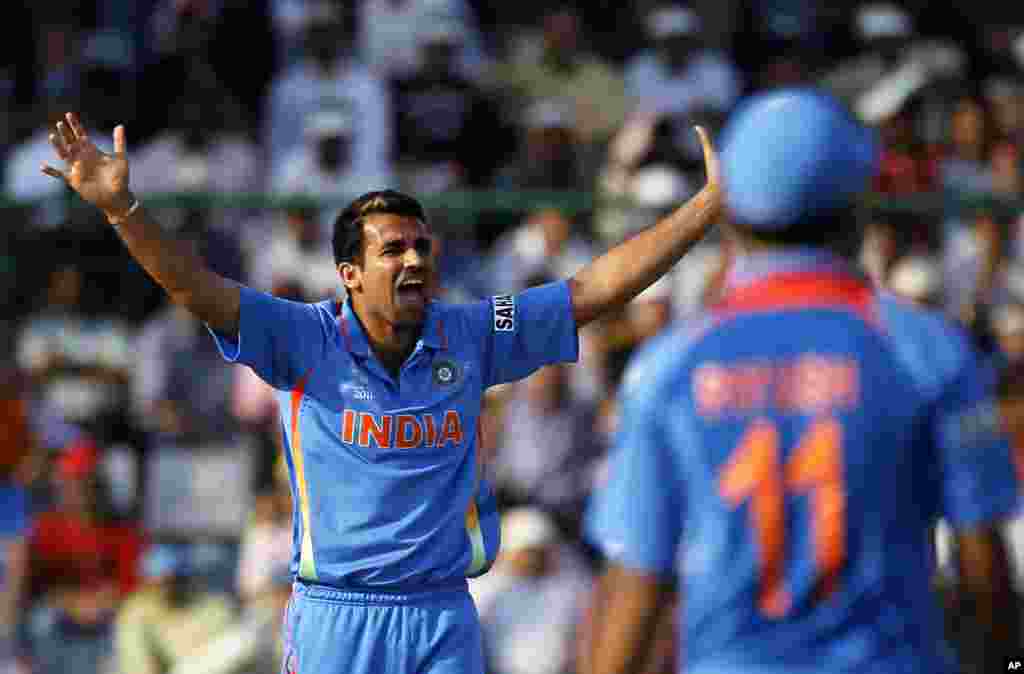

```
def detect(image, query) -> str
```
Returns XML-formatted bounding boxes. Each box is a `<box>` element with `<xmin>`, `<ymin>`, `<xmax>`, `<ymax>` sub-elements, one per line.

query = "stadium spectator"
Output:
<box><xmin>494</xmin><ymin>99</ymin><xmax>589</xmax><ymax>191</ymax></box>
<box><xmin>872</xmin><ymin>105</ymin><xmax>941</xmax><ymax>195</ymax></box>
<box><xmin>264</xmin><ymin>2</ymin><xmax>392</xmax><ymax>175</ymax></box>
<box><xmin>15</xmin><ymin>264</ymin><xmax>133</xmax><ymax>433</ymax></box>
<box><xmin>358</xmin><ymin>0</ymin><xmax>489</xmax><ymax>81</ymax></box>
<box><xmin>944</xmin><ymin>207</ymin><xmax>1015</xmax><ymax>332</ymax></box>
<box><xmin>248</xmin><ymin>203</ymin><xmax>339</xmax><ymax>301</ymax></box>
<box><xmin>990</xmin><ymin>137</ymin><xmax>1022</xmax><ymax>199</ymax></box>
<box><xmin>888</xmin><ymin>254</ymin><xmax>944</xmax><ymax>307</ymax></box>
<box><xmin>859</xmin><ymin>215</ymin><xmax>910</xmax><ymax>285</ymax></box>
<box><xmin>167</xmin><ymin>561</ymin><xmax>293</xmax><ymax>674</ymax></box>
<box><xmin>133</xmin><ymin>298</ymin><xmax>239</xmax><ymax>445</ymax></box>
<box><xmin>491</xmin><ymin>6</ymin><xmax>627</xmax><ymax>147</ymax></box>
<box><xmin>485</xmin><ymin>209</ymin><xmax>592</xmax><ymax>295</ymax></box>
<box><xmin>269</xmin><ymin>0</ymin><xmax>323</xmax><ymax>73</ymax></box>
<box><xmin>130</xmin><ymin>82</ymin><xmax>261</xmax><ymax>237</ymax></box>
<box><xmin>392</xmin><ymin>17</ymin><xmax>507</xmax><ymax>192</ymax></box>
<box><xmin>475</xmin><ymin>507</ymin><xmax>590</xmax><ymax>674</ymax></box>
<box><xmin>0</xmin><ymin>371</ymin><xmax>42</xmax><ymax>488</ymax></box>
<box><xmin>821</xmin><ymin>2</ymin><xmax>917</xmax><ymax>107</ymax></box>
<box><xmin>0</xmin><ymin>376</ymin><xmax>30</xmax><ymax>674</ymax></box>
<box><xmin>984</xmin><ymin>77</ymin><xmax>1024</xmax><ymax>143</ymax></box>
<box><xmin>114</xmin><ymin>543</ymin><xmax>236</xmax><ymax>674</ymax></box>
<box><xmin>493</xmin><ymin>364</ymin><xmax>601</xmax><ymax>536</ymax></box>
<box><xmin>269</xmin><ymin>107</ymin><xmax>395</xmax><ymax>227</ymax></box>
<box><xmin>26</xmin><ymin>437</ymin><xmax>143</xmax><ymax>674</ymax></box>
<box><xmin>822</xmin><ymin>3</ymin><xmax>966</xmax><ymax>130</ymax></box>
<box><xmin>596</xmin><ymin>156</ymin><xmax>697</xmax><ymax>244</ymax></box>
<box><xmin>148</xmin><ymin>461</ymin><xmax>293</xmax><ymax>674</ymax></box>
<box><xmin>143</xmin><ymin>0</ymin><xmax>275</xmax><ymax>135</ymax></box>
<box><xmin>625</xmin><ymin>4</ymin><xmax>742</xmax><ymax>119</ymax></box>
<box><xmin>940</xmin><ymin>96</ymin><xmax>995</xmax><ymax>195</ymax></box>
<box><xmin>4</xmin><ymin>65</ymin><xmax>124</xmax><ymax>230</ymax></box>
<box><xmin>235</xmin><ymin>456</ymin><xmax>291</xmax><ymax>605</ymax></box>
<box><xmin>31</xmin><ymin>21</ymin><xmax>87</xmax><ymax>106</ymax></box>
<box><xmin>0</xmin><ymin>5</ymin><xmax>42</xmax><ymax>156</ymax></box>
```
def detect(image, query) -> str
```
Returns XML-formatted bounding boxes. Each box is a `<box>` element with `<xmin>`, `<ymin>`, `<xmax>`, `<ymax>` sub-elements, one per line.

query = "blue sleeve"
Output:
<box><xmin>207</xmin><ymin>286</ymin><xmax>335</xmax><ymax>391</ymax></box>
<box><xmin>936</xmin><ymin>351</ymin><xmax>1021</xmax><ymax>529</ymax></box>
<box><xmin>470</xmin><ymin>281</ymin><xmax>579</xmax><ymax>388</ymax></box>
<box><xmin>586</xmin><ymin>378</ymin><xmax>682</xmax><ymax>576</ymax></box>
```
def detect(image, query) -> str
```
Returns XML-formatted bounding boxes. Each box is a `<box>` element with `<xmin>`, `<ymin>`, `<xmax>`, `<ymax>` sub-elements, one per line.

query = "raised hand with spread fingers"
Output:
<box><xmin>41</xmin><ymin>112</ymin><xmax>135</xmax><ymax>220</ymax></box>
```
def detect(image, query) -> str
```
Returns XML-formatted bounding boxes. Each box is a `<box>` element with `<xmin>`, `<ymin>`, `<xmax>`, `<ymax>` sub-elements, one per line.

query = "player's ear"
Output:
<box><xmin>339</xmin><ymin>262</ymin><xmax>361</xmax><ymax>292</ymax></box>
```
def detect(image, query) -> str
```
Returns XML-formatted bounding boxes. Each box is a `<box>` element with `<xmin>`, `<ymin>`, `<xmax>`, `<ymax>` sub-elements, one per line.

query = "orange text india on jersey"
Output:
<box><xmin>340</xmin><ymin>409</ymin><xmax>465</xmax><ymax>448</ymax></box>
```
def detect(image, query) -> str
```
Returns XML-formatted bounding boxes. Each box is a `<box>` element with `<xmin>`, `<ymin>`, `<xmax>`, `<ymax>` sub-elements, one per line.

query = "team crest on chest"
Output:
<box><xmin>432</xmin><ymin>358</ymin><xmax>462</xmax><ymax>387</ymax></box>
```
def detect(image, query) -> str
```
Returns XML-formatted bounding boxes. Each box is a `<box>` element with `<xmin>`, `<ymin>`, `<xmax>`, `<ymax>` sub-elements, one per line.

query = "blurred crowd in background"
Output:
<box><xmin>3</xmin><ymin>0</ymin><xmax>1024</xmax><ymax>673</ymax></box>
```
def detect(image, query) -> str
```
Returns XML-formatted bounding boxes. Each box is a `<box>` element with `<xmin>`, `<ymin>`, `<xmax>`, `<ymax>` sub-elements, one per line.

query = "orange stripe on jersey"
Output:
<box><xmin>290</xmin><ymin>372</ymin><xmax>318</xmax><ymax>580</ymax></box>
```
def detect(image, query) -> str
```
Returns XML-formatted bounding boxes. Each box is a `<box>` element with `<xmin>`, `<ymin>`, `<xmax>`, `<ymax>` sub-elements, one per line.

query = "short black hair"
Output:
<box><xmin>731</xmin><ymin>207</ymin><xmax>861</xmax><ymax>256</ymax></box>
<box><xmin>332</xmin><ymin>190</ymin><xmax>428</xmax><ymax>265</ymax></box>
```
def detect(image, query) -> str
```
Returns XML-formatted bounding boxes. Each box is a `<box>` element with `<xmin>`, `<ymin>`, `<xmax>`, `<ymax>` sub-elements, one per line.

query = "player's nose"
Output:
<box><xmin>403</xmin><ymin>247</ymin><xmax>426</xmax><ymax>269</ymax></box>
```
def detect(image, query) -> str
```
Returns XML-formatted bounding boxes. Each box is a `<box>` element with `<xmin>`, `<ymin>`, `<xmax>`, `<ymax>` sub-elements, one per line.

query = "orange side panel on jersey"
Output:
<box><xmin>290</xmin><ymin>373</ymin><xmax>318</xmax><ymax>580</ymax></box>
<box><xmin>465</xmin><ymin>419</ymin><xmax>487</xmax><ymax>574</ymax></box>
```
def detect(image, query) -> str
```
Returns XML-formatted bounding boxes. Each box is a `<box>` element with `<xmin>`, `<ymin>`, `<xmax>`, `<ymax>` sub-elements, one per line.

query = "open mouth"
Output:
<box><xmin>396</xmin><ymin>279</ymin><xmax>427</xmax><ymax>305</ymax></box>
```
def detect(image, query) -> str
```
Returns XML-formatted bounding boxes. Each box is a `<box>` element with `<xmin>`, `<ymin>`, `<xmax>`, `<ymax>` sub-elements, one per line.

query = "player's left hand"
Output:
<box><xmin>694</xmin><ymin>125</ymin><xmax>721</xmax><ymax>202</ymax></box>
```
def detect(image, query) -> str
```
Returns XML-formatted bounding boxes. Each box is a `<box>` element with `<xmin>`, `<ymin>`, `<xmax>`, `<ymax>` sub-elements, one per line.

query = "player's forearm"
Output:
<box><xmin>106</xmin><ymin>196</ymin><xmax>241</xmax><ymax>334</ymax></box>
<box><xmin>569</xmin><ymin>187</ymin><xmax>719</xmax><ymax>327</ymax></box>
<box><xmin>956</xmin><ymin>528</ymin><xmax>1021</xmax><ymax>669</ymax></box>
<box><xmin>589</xmin><ymin>566</ymin><xmax>668</xmax><ymax>674</ymax></box>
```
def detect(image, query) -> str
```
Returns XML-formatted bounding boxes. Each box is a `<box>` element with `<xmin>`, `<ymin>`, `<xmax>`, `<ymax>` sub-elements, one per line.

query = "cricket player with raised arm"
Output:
<box><xmin>584</xmin><ymin>88</ymin><xmax>1023</xmax><ymax>674</ymax></box>
<box><xmin>40</xmin><ymin>112</ymin><xmax>721</xmax><ymax>674</ymax></box>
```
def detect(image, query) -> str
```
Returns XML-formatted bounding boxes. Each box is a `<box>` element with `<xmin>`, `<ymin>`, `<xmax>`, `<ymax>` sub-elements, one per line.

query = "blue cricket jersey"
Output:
<box><xmin>211</xmin><ymin>281</ymin><xmax>578</xmax><ymax>589</ymax></box>
<box><xmin>587</xmin><ymin>248</ymin><xmax>1021</xmax><ymax>674</ymax></box>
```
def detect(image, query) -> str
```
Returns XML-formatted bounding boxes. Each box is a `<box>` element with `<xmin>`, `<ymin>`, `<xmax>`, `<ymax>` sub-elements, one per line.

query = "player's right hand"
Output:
<box><xmin>40</xmin><ymin>112</ymin><xmax>135</xmax><ymax>219</ymax></box>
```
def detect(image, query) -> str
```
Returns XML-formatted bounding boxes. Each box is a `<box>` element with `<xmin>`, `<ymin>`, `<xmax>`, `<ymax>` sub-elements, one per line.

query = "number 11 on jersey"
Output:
<box><xmin>718</xmin><ymin>416</ymin><xmax>846</xmax><ymax>618</ymax></box>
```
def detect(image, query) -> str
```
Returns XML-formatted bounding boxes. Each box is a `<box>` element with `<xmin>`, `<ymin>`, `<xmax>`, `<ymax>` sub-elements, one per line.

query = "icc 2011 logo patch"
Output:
<box><xmin>432</xmin><ymin>358</ymin><xmax>462</xmax><ymax>387</ymax></box>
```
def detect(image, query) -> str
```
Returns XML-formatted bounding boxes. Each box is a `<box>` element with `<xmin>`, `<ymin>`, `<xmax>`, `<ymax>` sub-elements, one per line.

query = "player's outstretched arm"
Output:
<box><xmin>41</xmin><ymin>113</ymin><xmax>241</xmax><ymax>335</ymax></box>
<box><xmin>953</xmin><ymin>526</ymin><xmax>1021</xmax><ymax>672</ymax></box>
<box><xmin>587</xmin><ymin>564</ymin><xmax>672</xmax><ymax>674</ymax></box>
<box><xmin>568</xmin><ymin>126</ymin><xmax>721</xmax><ymax>327</ymax></box>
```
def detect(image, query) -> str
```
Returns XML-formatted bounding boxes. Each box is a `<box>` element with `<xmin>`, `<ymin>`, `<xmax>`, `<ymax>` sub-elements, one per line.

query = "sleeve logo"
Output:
<box><xmin>493</xmin><ymin>295</ymin><xmax>515</xmax><ymax>332</ymax></box>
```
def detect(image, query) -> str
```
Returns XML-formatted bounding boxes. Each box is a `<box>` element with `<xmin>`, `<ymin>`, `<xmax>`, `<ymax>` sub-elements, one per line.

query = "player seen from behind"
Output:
<box><xmin>586</xmin><ymin>88</ymin><xmax>1022</xmax><ymax>674</ymax></box>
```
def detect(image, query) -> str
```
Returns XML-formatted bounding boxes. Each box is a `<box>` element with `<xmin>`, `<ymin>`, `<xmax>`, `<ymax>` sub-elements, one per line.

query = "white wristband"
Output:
<box><xmin>107</xmin><ymin>199</ymin><xmax>140</xmax><ymax>227</ymax></box>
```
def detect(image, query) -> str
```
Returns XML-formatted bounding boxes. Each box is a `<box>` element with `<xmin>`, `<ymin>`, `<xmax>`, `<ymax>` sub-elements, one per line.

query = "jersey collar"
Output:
<box><xmin>336</xmin><ymin>299</ymin><xmax>447</xmax><ymax>358</ymax></box>
<box><xmin>724</xmin><ymin>246</ymin><xmax>856</xmax><ymax>292</ymax></box>
<box><xmin>716</xmin><ymin>246</ymin><xmax>877</xmax><ymax>323</ymax></box>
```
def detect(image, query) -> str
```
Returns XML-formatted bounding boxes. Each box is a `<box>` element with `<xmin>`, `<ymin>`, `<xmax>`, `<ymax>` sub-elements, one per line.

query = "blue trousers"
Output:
<box><xmin>282</xmin><ymin>580</ymin><xmax>484</xmax><ymax>674</ymax></box>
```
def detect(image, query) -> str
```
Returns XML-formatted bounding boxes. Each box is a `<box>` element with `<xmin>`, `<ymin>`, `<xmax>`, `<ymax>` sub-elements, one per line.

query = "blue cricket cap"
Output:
<box><xmin>720</xmin><ymin>88</ymin><xmax>880</xmax><ymax>231</ymax></box>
